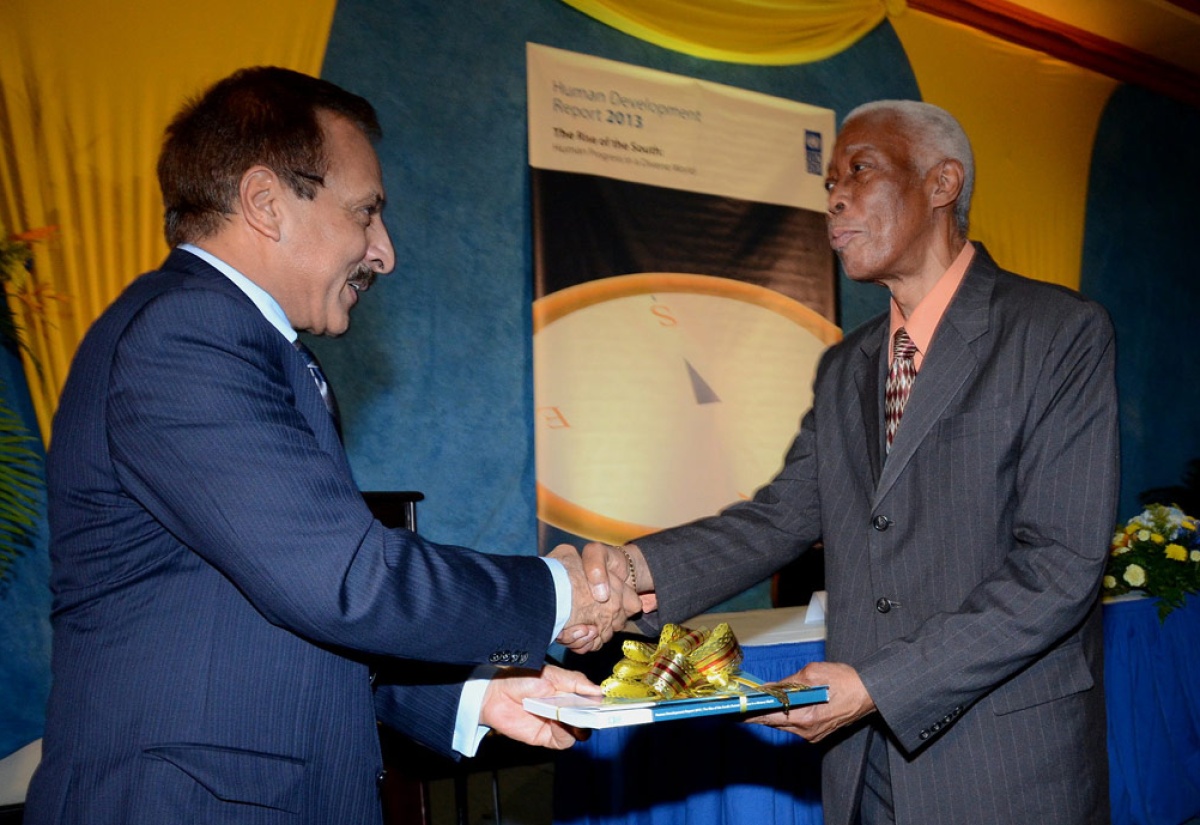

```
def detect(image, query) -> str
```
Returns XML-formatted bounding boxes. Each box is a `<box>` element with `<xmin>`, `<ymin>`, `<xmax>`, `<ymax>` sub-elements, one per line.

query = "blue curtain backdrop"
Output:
<box><xmin>1082</xmin><ymin>84</ymin><xmax>1200</xmax><ymax>520</ymax></box>
<box><xmin>316</xmin><ymin>0</ymin><xmax>910</xmax><ymax>558</ymax></box>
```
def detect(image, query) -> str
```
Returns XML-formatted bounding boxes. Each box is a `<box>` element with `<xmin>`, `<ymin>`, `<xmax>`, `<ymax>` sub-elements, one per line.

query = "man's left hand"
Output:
<box><xmin>480</xmin><ymin>665</ymin><xmax>600</xmax><ymax>749</ymax></box>
<box><xmin>748</xmin><ymin>661</ymin><xmax>876</xmax><ymax>743</ymax></box>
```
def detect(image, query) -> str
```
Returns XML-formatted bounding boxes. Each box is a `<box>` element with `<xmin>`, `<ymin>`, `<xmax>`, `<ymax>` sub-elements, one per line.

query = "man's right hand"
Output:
<box><xmin>548</xmin><ymin>543</ymin><xmax>641</xmax><ymax>652</ymax></box>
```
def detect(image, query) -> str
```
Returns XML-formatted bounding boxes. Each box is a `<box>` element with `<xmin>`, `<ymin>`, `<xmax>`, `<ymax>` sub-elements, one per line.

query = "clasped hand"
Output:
<box><xmin>549</xmin><ymin>543</ymin><xmax>642</xmax><ymax>652</ymax></box>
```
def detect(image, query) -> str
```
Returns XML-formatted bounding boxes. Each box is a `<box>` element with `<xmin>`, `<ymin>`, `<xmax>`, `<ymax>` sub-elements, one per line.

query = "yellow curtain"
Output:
<box><xmin>560</xmin><ymin>0</ymin><xmax>906</xmax><ymax>65</ymax></box>
<box><xmin>889</xmin><ymin>10</ymin><xmax>1117</xmax><ymax>290</ymax></box>
<box><xmin>0</xmin><ymin>0</ymin><xmax>338</xmax><ymax>443</ymax></box>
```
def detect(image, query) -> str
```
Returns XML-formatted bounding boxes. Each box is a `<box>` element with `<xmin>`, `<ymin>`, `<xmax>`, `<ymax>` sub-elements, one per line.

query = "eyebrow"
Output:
<box><xmin>291</xmin><ymin>170</ymin><xmax>326</xmax><ymax>186</ymax></box>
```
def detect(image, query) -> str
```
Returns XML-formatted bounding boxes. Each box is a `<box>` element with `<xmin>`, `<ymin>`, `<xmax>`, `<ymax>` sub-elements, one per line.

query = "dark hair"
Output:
<box><xmin>157</xmin><ymin>66</ymin><xmax>381</xmax><ymax>246</ymax></box>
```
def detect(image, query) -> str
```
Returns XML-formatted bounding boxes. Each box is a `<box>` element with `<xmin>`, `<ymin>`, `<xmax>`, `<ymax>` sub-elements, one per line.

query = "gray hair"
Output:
<box><xmin>844</xmin><ymin>100</ymin><xmax>975</xmax><ymax>235</ymax></box>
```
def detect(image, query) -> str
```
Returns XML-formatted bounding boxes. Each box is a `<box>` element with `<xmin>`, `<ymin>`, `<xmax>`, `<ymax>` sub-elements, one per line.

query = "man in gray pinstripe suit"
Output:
<box><xmin>577</xmin><ymin>100</ymin><xmax>1119</xmax><ymax>824</ymax></box>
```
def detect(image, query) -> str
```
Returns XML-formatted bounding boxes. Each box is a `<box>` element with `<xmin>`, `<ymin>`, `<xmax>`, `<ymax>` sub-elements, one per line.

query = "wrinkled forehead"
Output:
<box><xmin>832</xmin><ymin>112</ymin><xmax>916</xmax><ymax>163</ymax></box>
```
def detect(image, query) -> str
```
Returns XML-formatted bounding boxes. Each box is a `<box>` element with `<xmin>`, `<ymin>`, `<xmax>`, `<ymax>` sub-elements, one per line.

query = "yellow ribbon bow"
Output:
<box><xmin>601</xmin><ymin>622</ymin><xmax>752</xmax><ymax>701</ymax></box>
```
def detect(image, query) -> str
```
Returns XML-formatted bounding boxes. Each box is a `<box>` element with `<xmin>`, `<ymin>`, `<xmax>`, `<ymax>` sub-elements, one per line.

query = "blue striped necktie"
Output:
<box><xmin>295</xmin><ymin>340</ymin><xmax>341</xmax><ymax>427</ymax></box>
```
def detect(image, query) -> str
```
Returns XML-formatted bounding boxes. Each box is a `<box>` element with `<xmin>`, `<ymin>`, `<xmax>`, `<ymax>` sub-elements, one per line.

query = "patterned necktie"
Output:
<box><xmin>884</xmin><ymin>327</ymin><xmax>918</xmax><ymax>452</ymax></box>
<box><xmin>295</xmin><ymin>340</ymin><xmax>341</xmax><ymax>426</ymax></box>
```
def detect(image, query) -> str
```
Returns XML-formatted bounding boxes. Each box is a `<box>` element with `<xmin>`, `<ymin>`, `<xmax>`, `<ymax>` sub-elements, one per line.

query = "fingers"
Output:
<box><xmin>747</xmin><ymin>661</ymin><xmax>876</xmax><ymax>742</ymax></box>
<box><xmin>560</xmin><ymin>625</ymin><xmax>600</xmax><ymax>653</ymax></box>
<box><xmin>480</xmin><ymin>666</ymin><xmax>594</xmax><ymax>750</ymax></box>
<box><xmin>555</xmin><ymin>543</ymin><xmax>641</xmax><ymax>650</ymax></box>
<box><xmin>581</xmin><ymin>541</ymin><xmax>617</xmax><ymax>602</ymax></box>
<box><xmin>542</xmin><ymin>663</ymin><xmax>603</xmax><ymax>696</ymax></box>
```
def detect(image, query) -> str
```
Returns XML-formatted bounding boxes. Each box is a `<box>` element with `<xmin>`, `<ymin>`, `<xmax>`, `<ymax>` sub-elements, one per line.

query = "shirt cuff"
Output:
<box><xmin>541</xmin><ymin>555</ymin><xmax>571</xmax><ymax>645</ymax></box>
<box><xmin>452</xmin><ymin>665</ymin><xmax>498</xmax><ymax>757</ymax></box>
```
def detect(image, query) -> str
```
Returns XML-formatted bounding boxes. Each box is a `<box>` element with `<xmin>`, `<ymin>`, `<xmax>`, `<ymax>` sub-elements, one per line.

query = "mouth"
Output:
<box><xmin>828</xmin><ymin>226</ymin><xmax>862</xmax><ymax>251</ymax></box>
<box><xmin>348</xmin><ymin>267</ymin><xmax>376</xmax><ymax>295</ymax></box>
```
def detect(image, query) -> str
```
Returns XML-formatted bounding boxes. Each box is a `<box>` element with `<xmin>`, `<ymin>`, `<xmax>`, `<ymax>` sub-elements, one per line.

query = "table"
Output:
<box><xmin>555</xmin><ymin>595</ymin><xmax>1200</xmax><ymax>825</ymax></box>
<box><xmin>1104</xmin><ymin>593</ymin><xmax>1200</xmax><ymax>825</ymax></box>
<box><xmin>554</xmin><ymin>605</ymin><xmax>828</xmax><ymax>825</ymax></box>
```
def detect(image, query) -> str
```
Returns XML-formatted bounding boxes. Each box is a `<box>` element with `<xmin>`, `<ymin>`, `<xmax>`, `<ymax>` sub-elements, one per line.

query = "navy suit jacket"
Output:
<box><xmin>636</xmin><ymin>246</ymin><xmax>1119</xmax><ymax>825</ymax></box>
<box><xmin>26</xmin><ymin>249</ymin><xmax>557</xmax><ymax>824</ymax></box>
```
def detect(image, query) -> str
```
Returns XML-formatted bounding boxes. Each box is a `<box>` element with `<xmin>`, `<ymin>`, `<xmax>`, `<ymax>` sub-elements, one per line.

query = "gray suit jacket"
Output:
<box><xmin>636</xmin><ymin>245</ymin><xmax>1119</xmax><ymax>825</ymax></box>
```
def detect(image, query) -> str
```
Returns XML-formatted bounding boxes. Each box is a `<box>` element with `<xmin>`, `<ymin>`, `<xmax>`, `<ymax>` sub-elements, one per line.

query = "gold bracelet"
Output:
<box><xmin>616</xmin><ymin>545</ymin><xmax>636</xmax><ymax>592</ymax></box>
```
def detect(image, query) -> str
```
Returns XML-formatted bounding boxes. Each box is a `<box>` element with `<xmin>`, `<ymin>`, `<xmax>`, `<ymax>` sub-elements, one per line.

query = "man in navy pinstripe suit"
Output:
<box><xmin>26</xmin><ymin>67</ymin><xmax>639</xmax><ymax>824</ymax></box>
<box><xmin>579</xmin><ymin>101</ymin><xmax>1119</xmax><ymax>824</ymax></box>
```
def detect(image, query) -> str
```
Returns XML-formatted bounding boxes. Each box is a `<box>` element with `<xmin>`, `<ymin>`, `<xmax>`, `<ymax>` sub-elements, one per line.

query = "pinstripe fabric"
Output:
<box><xmin>635</xmin><ymin>246</ymin><xmax>1119</xmax><ymax>825</ymax></box>
<box><xmin>26</xmin><ymin>250</ymin><xmax>558</xmax><ymax>824</ymax></box>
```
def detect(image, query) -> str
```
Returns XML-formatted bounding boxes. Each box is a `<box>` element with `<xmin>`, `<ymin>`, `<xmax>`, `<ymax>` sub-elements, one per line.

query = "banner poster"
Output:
<box><xmin>527</xmin><ymin>44</ymin><xmax>840</xmax><ymax>586</ymax></box>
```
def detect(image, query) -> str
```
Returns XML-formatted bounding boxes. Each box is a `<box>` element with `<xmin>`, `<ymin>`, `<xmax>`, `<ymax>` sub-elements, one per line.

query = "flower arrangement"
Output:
<box><xmin>1104</xmin><ymin>503</ymin><xmax>1200</xmax><ymax>620</ymax></box>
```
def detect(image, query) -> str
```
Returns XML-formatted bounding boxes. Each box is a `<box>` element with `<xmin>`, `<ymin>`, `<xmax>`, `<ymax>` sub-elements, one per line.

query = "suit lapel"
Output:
<box><xmin>168</xmin><ymin>248</ymin><xmax>354</xmax><ymax>479</ymax></box>
<box><xmin>853</xmin><ymin>325</ymin><xmax>886</xmax><ymax>485</ymax></box>
<box><xmin>871</xmin><ymin>247</ymin><xmax>997</xmax><ymax>507</ymax></box>
<box><xmin>286</xmin><ymin>339</ymin><xmax>354</xmax><ymax>477</ymax></box>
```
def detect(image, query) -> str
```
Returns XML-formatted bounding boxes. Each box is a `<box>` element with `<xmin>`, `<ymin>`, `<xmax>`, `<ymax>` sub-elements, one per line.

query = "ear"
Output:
<box><xmin>239</xmin><ymin>166</ymin><xmax>284</xmax><ymax>242</ymax></box>
<box><xmin>929</xmin><ymin>158</ymin><xmax>965</xmax><ymax>211</ymax></box>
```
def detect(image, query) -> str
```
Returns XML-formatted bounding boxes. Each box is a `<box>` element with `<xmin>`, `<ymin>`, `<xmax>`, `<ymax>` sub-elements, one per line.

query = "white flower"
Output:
<box><xmin>1103</xmin><ymin>575</ymin><xmax>1117</xmax><ymax>590</ymax></box>
<box><xmin>1191</xmin><ymin>550</ymin><xmax>1200</xmax><ymax>563</ymax></box>
<box><xmin>1123</xmin><ymin>564</ymin><xmax>1147</xmax><ymax>588</ymax></box>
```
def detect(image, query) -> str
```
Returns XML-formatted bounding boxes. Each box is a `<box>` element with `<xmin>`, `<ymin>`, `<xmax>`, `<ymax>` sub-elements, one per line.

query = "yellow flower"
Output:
<box><xmin>1166</xmin><ymin>543</ymin><xmax>1187</xmax><ymax>562</ymax></box>
<box><xmin>1103</xmin><ymin>575</ymin><xmax>1117</xmax><ymax>590</ymax></box>
<box><xmin>1151</xmin><ymin>533</ymin><xmax>1165</xmax><ymax>544</ymax></box>
<box><xmin>1123</xmin><ymin>565</ymin><xmax>1147</xmax><ymax>588</ymax></box>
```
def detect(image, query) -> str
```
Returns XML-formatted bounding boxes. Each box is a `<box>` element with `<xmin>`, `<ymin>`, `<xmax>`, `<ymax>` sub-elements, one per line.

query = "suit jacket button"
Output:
<box><xmin>872</xmin><ymin>515</ymin><xmax>891</xmax><ymax>531</ymax></box>
<box><xmin>919</xmin><ymin>729</ymin><xmax>930</xmax><ymax>740</ymax></box>
<box><xmin>517</xmin><ymin>653</ymin><xmax>529</xmax><ymax>665</ymax></box>
<box><xmin>875</xmin><ymin>598</ymin><xmax>892</xmax><ymax>614</ymax></box>
<box><xmin>489</xmin><ymin>653</ymin><xmax>502</xmax><ymax>664</ymax></box>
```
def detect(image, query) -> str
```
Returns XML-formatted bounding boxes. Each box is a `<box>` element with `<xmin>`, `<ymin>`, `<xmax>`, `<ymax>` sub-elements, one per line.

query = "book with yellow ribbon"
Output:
<box><xmin>524</xmin><ymin>681</ymin><xmax>829</xmax><ymax>728</ymax></box>
<box><xmin>525</xmin><ymin>622</ymin><xmax>829</xmax><ymax>728</ymax></box>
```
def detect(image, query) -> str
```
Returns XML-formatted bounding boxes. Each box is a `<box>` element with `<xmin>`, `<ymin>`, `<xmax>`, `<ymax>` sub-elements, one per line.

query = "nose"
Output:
<box><xmin>827</xmin><ymin>184</ymin><xmax>845</xmax><ymax>215</ymax></box>
<box><xmin>367</xmin><ymin>220</ymin><xmax>395</xmax><ymax>275</ymax></box>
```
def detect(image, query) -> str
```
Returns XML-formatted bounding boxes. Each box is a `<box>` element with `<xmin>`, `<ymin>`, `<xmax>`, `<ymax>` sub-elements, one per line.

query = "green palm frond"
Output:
<box><xmin>0</xmin><ymin>224</ymin><xmax>51</xmax><ymax>586</ymax></box>
<box><xmin>0</xmin><ymin>383</ymin><xmax>42</xmax><ymax>584</ymax></box>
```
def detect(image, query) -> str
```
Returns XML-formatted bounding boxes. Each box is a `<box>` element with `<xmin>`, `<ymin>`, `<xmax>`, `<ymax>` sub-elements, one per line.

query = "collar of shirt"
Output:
<box><xmin>178</xmin><ymin>244</ymin><xmax>297</xmax><ymax>344</ymax></box>
<box><xmin>888</xmin><ymin>241</ymin><xmax>975</xmax><ymax>371</ymax></box>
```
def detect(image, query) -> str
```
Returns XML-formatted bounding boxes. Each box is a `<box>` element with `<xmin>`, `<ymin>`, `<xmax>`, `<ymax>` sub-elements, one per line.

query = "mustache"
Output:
<box><xmin>349</xmin><ymin>266</ymin><xmax>376</xmax><ymax>292</ymax></box>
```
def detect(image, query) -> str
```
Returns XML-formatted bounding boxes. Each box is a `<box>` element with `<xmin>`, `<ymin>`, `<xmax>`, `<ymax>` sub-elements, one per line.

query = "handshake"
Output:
<box><xmin>473</xmin><ymin>542</ymin><xmax>657</xmax><ymax>752</ymax></box>
<box><xmin>550</xmin><ymin>542</ymin><xmax>659</xmax><ymax>654</ymax></box>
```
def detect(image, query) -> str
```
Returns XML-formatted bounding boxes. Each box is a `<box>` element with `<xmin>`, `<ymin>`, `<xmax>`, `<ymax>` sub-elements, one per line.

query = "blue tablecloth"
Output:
<box><xmin>1105</xmin><ymin>593</ymin><xmax>1200</xmax><ymax>825</ymax></box>
<box><xmin>554</xmin><ymin>637</ymin><xmax>827</xmax><ymax>825</ymax></box>
<box><xmin>555</xmin><ymin>596</ymin><xmax>1200</xmax><ymax>825</ymax></box>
